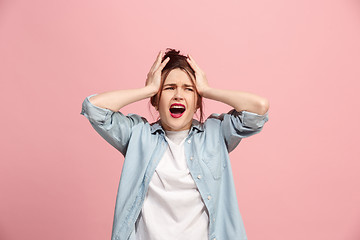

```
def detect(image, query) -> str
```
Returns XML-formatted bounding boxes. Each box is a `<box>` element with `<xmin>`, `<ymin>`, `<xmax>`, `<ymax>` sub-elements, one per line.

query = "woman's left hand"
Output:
<box><xmin>186</xmin><ymin>54</ymin><xmax>210</xmax><ymax>96</ymax></box>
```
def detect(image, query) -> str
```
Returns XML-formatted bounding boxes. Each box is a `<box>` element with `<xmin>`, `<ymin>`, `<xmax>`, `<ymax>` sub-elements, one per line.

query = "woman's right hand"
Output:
<box><xmin>145</xmin><ymin>51</ymin><xmax>170</xmax><ymax>96</ymax></box>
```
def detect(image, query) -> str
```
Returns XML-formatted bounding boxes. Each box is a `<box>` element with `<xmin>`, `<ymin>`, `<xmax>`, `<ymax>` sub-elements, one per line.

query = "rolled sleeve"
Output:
<box><xmin>80</xmin><ymin>94</ymin><xmax>113</xmax><ymax>124</ymax></box>
<box><xmin>80</xmin><ymin>94</ymin><xmax>145</xmax><ymax>156</ymax></box>
<box><xmin>238</xmin><ymin>110</ymin><xmax>269</xmax><ymax>129</ymax></box>
<box><xmin>221</xmin><ymin>109</ymin><xmax>269</xmax><ymax>152</ymax></box>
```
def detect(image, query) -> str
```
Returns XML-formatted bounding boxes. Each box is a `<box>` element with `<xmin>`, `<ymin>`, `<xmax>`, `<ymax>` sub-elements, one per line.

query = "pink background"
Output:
<box><xmin>1</xmin><ymin>0</ymin><xmax>360</xmax><ymax>239</ymax></box>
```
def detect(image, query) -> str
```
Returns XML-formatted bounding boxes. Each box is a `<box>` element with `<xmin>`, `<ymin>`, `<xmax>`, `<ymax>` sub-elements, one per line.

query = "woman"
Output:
<box><xmin>80</xmin><ymin>48</ymin><xmax>269</xmax><ymax>240</ymax></box>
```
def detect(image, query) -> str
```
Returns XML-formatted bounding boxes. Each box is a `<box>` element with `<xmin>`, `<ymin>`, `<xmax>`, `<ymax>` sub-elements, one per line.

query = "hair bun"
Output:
<box><xmin>162</xmin><ymin>48</ymin><xmax>186</xmax><ymax>61</ymax></box>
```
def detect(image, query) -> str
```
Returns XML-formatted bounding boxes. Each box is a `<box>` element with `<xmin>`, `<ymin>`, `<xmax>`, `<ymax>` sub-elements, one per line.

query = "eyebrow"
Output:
<box><xmin>163</xmin><ymin>83</ymin><xmax>194</xmax><ymax>88</ymax></box>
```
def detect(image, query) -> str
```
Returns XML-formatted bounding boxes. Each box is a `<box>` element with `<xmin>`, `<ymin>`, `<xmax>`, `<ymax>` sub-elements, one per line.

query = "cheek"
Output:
<box><xmin>158</xmin><ymin>94</ymin><xmax>169</xmax><ymax>111</ymax></box>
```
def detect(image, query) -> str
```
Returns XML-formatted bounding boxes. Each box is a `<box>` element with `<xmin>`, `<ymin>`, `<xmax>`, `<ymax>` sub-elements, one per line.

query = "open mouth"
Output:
<box><xmin>169</xmin><ymin>103</ymin><xmax>186</xmax><ymax>118</ymax></box>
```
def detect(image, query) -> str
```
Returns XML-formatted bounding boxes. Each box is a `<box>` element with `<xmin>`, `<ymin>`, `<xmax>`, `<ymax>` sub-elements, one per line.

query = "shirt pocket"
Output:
<box><xmin>202</xmin><ymin>148</ymin><xmax>226</xmax><ymax>180</ymax></box>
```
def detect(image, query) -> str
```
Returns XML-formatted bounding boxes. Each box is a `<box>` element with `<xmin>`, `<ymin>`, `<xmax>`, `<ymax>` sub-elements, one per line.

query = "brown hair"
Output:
<box><xmin>150</xmin><ymin>48</ymin><xmax>204</xmax><ymax>122</ymax></box>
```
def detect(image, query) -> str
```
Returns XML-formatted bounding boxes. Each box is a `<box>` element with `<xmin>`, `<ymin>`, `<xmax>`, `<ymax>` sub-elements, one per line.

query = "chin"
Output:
<box><xmin>162</xmin><ymin>118</ymin><xmax>192</xmax><ymax>131</ymax></box>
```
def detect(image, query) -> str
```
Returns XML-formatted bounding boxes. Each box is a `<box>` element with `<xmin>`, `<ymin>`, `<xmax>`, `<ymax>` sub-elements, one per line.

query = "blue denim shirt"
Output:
<box><xmin>80</xmin><ymin>94</ymin><xmax>269</xmax><ymax>240</ymax></box>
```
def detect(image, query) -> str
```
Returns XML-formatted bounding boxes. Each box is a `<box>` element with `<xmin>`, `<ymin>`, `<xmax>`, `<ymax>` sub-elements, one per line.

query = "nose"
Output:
<box><xmin>173</xmin><ymin>88</ymin><xmax>184</xmax><ymax>100</ymax></box>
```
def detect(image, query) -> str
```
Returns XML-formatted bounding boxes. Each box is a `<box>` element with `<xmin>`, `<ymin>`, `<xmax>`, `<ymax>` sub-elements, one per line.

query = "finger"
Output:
<box><xmin>187</xmin><ymin>54</ymin><xmax>199</xmax><ymax>68</ymax></box>
<box><xmin>156</xmin><ymin>57</ymin><xmax>170</xmax><ymax>71</ymax></box>
<box><xmin>186</xmin><ymin>55</ymin><xmax>198</xmax><ymax>70</ymax></box>
<box><xmin>150</xmin><ymin>51</ymin><xmax>163</xmax><ymax>72</ymax></box>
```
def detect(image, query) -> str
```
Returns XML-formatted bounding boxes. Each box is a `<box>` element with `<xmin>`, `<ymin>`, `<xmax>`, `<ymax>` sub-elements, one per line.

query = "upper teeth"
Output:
<box><xmin>171</xmin><ymin>105</ymin><xmax>184</xmax><ymax>109</ymax></box>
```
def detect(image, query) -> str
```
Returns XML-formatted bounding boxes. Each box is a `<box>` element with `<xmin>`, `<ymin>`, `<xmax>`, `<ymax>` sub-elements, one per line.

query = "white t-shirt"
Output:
<box><xmin>135</xmin><ymin>129</ymin><xmax>209</xmax><ymax>240</ymax></box>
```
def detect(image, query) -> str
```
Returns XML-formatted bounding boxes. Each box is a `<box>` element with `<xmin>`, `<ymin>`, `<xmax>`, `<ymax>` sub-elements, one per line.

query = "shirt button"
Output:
<box><xmin>190</xmin><ymin>156</ymin><xmax>193</xmax><ymax>160</ymax></box>
<box><xmin>213</xmin><ymin>238</ymin><xmax>216</xmax><ymax>240</ymax></box>
<box><xmin>207</xmin><ymin>195</ymin><xmax>212</xmax><ymax>200</ymax></box>
<box><xmin>187</xmin><ymin>139</ymin><xmax>191</xmax><ymax>144</ymax></box>
<box><xmin>197</xmin><ymin>175</ymin><xmax>202</xmax><ymax>179</ymax></box>
<box><xmin>213</xmin><ymin>218</ymin><xmax>216</xmax><ymax>222</ymax></box>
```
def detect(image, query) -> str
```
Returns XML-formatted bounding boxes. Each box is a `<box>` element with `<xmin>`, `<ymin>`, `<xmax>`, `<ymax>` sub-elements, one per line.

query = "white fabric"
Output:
<box><xmin>135</xmin><ymin>130</ymin><xmax>209</xmax><ymax>240</ymax></box>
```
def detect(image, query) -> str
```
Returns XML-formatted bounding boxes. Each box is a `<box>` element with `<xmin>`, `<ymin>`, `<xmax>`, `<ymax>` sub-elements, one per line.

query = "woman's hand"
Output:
<box><xmin>145</xmin><ymin>51</ymin><xmax>170</xmax><ymax>96</ymax></box>
<box><xmin>186</xmin><ymin>54</ymin><xmax>210</xmax><ymax>96</ymax></box>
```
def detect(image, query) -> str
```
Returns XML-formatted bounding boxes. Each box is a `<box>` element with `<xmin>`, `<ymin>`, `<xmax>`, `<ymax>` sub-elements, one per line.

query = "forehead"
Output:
<box><xmin>164</xmin><ymin>68</ymin><xmax>194</xmax><ymax>85</ymax></box>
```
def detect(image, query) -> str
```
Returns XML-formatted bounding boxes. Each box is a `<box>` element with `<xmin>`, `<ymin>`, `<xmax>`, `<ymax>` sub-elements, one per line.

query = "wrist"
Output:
<box><xmin>144</xmin><ymin>84</ymin><xmax>159</xmax><ymax>97</ymax></box>
<box><xmin>199</xmin><ymin>85</ymin><xmax>211</xmax><ymax>98</ymax></box>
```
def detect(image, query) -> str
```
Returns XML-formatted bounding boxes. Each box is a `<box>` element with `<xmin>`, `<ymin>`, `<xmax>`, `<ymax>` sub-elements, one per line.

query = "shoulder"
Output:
<box><xmin>202</xmin><ymin>111</ymin><xmax>230</xmax><ymax>127</ymax></box>
<box><xmin>125</xmin><ymin>113</ymin><xmax>149</xmax><ymax>124</ymax></box>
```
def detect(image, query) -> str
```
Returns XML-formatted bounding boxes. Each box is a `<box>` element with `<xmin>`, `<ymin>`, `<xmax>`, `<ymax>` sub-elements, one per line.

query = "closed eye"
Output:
<box><xmin>186</xmin><ymin>88</ymin><xmax>194</xmax><ymax>91</ymax></box>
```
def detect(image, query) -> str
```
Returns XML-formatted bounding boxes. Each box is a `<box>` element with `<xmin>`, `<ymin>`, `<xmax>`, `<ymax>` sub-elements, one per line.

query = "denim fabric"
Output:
<box><xmin>81</xmin><ymin>94</ymin><xmax>269</xmax><ymax>240</ymax></box>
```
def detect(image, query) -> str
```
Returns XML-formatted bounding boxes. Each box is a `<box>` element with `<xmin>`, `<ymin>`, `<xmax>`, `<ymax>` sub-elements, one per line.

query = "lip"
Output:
<box><xmin>170</xmin><ymin>103</ymin><xmax>185</xmax><ymax>108</ymax></box>
<box><xmin>169</xmin><ymin>103</ymin><xmax>186</xmax><ymax>118</ymax></box>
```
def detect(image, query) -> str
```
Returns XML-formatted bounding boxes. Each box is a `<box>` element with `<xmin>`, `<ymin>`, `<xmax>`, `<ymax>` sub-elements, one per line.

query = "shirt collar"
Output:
<box><xmin>150</xmin><ymin>119</ymin><xmax>204</xmax><ymax>134</ymax></box>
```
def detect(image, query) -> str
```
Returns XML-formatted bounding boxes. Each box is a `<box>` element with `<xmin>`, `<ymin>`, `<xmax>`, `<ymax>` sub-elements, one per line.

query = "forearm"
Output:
<box><xmin>89</xmin><ymin>85</ymin><xmax>157</xmax><ymax>112</ymax></box>
<box><xmin>202</xmin><ymin>87</ymin><xmax>269</xmax><ymax>115</ymax></box>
